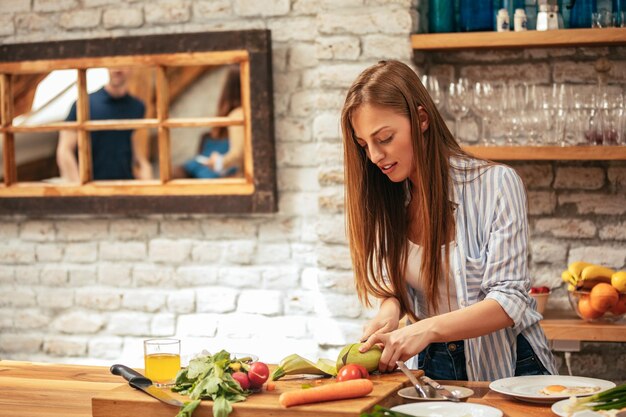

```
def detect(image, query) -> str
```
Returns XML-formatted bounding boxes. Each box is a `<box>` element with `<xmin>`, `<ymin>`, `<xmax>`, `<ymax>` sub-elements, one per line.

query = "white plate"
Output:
<box><xmin>489</xmin><ymin>375</ymin><xmax>615</xmax><ymax>404</ymax></box>
<box><xmin>391</xmin><ymin>402</ymin><xmax>503</xmax><ymax>417</ymax></box>
<box><xmin>552</xmin><ymin>399</ymin><xmax>605</xmax><ymax>417</ymax></box>
<box><xmin>397</xmin><ymin>385</ymin><xmax>475</xmax><ymax>401</ymax></box>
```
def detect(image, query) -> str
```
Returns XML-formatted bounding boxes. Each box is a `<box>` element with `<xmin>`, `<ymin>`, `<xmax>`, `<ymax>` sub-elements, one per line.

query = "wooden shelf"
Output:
<box><xmin>540</xmin><ymin>310</ymin><xmax>626</xmax><ymax>342</ymax></box>
<box><xmin>411</xmin><ymin>27</ymin><xmax>626</xmax><ymax>51</ymax></box>
<box><xmin>462</xmin><ymin>145</ymin><xmax>626</xmax><ymax>160</ymax></box>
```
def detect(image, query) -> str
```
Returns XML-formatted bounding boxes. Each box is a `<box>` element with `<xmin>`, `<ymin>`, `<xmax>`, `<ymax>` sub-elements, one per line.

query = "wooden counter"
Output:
<box><xmin>0</xmin><ymin>360</ymin><xmax>566</xmax><ymax>417</ymax></box>
<box><xmin>540</xmin><ymin>310</ymin><xmax>626</xmax><ymax>343</ymax></box>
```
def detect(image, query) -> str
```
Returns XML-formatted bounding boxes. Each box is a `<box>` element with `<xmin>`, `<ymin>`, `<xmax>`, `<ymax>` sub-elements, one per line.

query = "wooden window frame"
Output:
<box><xmin>0</xmin><ymin>30</ymin><xmax>276</xmax><ymax>214</ymax></box>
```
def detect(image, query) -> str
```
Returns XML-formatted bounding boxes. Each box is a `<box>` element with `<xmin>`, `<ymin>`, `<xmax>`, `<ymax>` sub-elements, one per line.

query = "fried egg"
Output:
<box><xmin>539</xmin><ymin>384</ymin><xmax>601</xmax><ymax>396</ymax></box>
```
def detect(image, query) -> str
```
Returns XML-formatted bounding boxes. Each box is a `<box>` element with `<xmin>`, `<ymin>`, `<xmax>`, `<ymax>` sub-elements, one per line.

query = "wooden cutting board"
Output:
<box><xmin>92</xmin><ymin>370</ymin><xmax>422</xmax><ymax>417</ymax></box>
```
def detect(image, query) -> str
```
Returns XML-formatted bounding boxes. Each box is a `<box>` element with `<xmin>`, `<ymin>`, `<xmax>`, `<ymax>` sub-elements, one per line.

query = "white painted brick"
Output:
<box><xmin>43</xmin><ymin>336</ymin><xmax>87</xmax><ymax>356</ymax></box>
<box><xmin>0</xmin><ymin>286</ymin><xmax>36</xmax><ymax>308</ymax></box>
<box><xmin>291</xmin><ymin>0</ymin><xmax>319</xmax><ymax>14</ymax></box>
<box><xmin>268</xmin><ymin>16</ymin><xmax>317</xmax><ymax>42</ymax></box>
<box><xmin>285</xmin><ymin>289</ymin><xmax>316</xmax><ymax>314</ymax></box>
<box><xmin>258</xmin><ymin>218</ymin><xmax>300</xmax><ymax>242</ymax></box>
<box><xmin>275</xmin><ymin>118</ymin><xmax>312</xmax><ymax>142</ymax></box>
<box><xmin>192</xmin><ymin>0</ymin><xmax>231</xmax><ymax>19</ymax></box>
<box><xmin>291</xmin><ymin>242</ymin><xmax>317</xmax><ymax>265</ymax></box>
<box><xmin>108</xmin><ymin>312</ymin><xmax>151</xmax><ymax>336</ymax></box>
<box><xmin>0</xmin><ymin>268</ymin><xmax>14</xmax><ymax>284</ymax></box>
<box><xmin>559</xmin><ymin>193</ymin><xmax>626</xmax><ymax>215</ymax></box>
<box><xmin>145</xmin><ymin>1</ymin><xmax>191</xmax><ymax>25</ymax></box>
<box><xmin>15</xmin><ymin>13</ymin><xmax>52</xmax><ymax>33</ymax></box>
<box><xmin>237</xmin><ymin>289</ymin><xmax>282</xmax><ymax>315</ymax></box>
<box><xmin>369</xmin><ymin>0</ymin><xmax>415</xmax><ymax>6</ymax></box>
<box><xmin>122</xmin><ymin>290</ymin><xmax>167</xmax><ymax>312</ymax></box>
<box><xmin>317</xmin><ymin>243</ymin><xmax>352</xmax><ymax>269</ymax></box>
<box><xmin>103</xmin><ymin>7</ymin><xmax>143</xmax><ymax>29</ymax></box>
<box><xmin>554</xmin><ymin>167</ymin><xmax>605</xmax><ymax>190</ymax></box>
<box><xmin>84</xmin><ymin>0</ymin><xmax>122</xmax><ymax>6</ymax></box>
<box><xmin>317</xmin><ymin>90</ymin><xmax>347</xmax><ymax>111</ymax></box>
<box><xmin>41</xmin><ymin>266</ymin><xmax>68</xmax><ymax>285</ymax></box>
<box><xmin>0</xmin><ymin>334</ymin><xmax>42</xmax><ymax>353</ymax></box>
<box><xmin>362</xmin><ymin>34</ymin><xmax>411</xmax><ymax>59</ymax></box>
<box><xmin>276</xmin><ymin>142</ymin><xmax>318</xmax><ymax>167</ymax></box>
<box><xmin>316</xmin><ymin>292</ymin><xmax>361</xmax><ymax>318</ymax></box>
<box><xmin>14</xmin><ymin>309</ymin><xmax>50</xmax><ymax>329</ymax></box>
<box><xmin>305</xmin><ymin>63</ymin><xmax>367</xmax><ymax>89</ymax></box>
<box><xmin>52</xmin><ymin>311</ymin><xmax>105</xmax><ymax>334</ymax></box>
<box><xmin>109</xmin><ymin>219</ymin><xmax>157</xmax><ymax>240</ymax></box>
<box><xmin>531</xmin><ymin>264</ymin><xmax>564</xmax><ymax>289</ymax></box>
<box><xmin>218</xmin><ymin>267</ymin><xmax>261</xmax><ymax>287</ymax></box>
<box><xmin>314</xmin><ymin>113</ymin><xmax>341</xmax><ymax>140</ymax></box>
<box><xmin>69</xmin><ymin>266</ymin><xmax>97</xmax><ymax>286</ymax></box>
<box><xmin>309</xmin><ymin>318</ymin><xmax>362</xmax><ymax>346</ymax></box>
<box><xmin>530</xmin><ymin>240</ymin><xmax>567</xmax><ymax>264</ymax></box>
<box><xmin>177</xmin><ymin>313</ymin><xmax>218</xmax><ymax>337</ymax></box>
<box><xmin>316</xmin><ymin>36</ymin><xmax>360</xmax><ymax>60</ymax></box>
<box><xmin>14</xmin><ymin>265</ymin><xmax>40</xmax><ymax>284</ymax></box>
<box><xmin>534</xmin><ymin>218</ymin><xmax>596</xmax><ymax>239</ymax></box>
<box><xmin>34</xmin><ymin>0</ymin><xmax>78</xmax><ymax>12</ymax></box>
<box><xmin>196</xmin><ymin>287</ymin><xmax>238</xmax><ymax>313</ymax></box>
<box><xmin>223</xmin><ymin>240</ymin><xmax>256</xmax><ymax>265</ymax></box>
<box><xmin>274</xmin><ymin>72</ymin><xmax>300</xmax><ymax>96</ymax></box>
<box><xmin>318</xmin><ymin>167</ymin><xmax>344</xmax><ymax>186</ymax></box>
<box><xmin>0</xmin><ymin>222</ymin><xmax>18</xmax><ymax>239</ymax></box>
<box><xmin>216</xmin><ymin>313</ymin><xmax>269</xmax><ymax>338</ymax></box>
<box><xmin>278</xmin><ymin>168</ymin><xmax>319</xmax><ymax>192</ymax></box>
<box><xmin>75</xmin><ymin>288</ymin><xmax>122</xmax><ymax>310</ymax></box>
<box><xmin>302</xmin><ymin>268</ymin><xmax>356</xmax><ymax>294</ymax></box>
<box><xmin>261</xmin><ymin>266</ymin><xmax>299</xmax><ymax>289</ymax></box>
<box><xmin>56</xmin><ymin>220</ymin><xmax>108</xmax><ymax>241</ymax></box>
<box><xmin>528</xmin><ymin>191</ymin><xmax>557</xmax><ymax>215</ymax></box>
<box><xmin>256</xmin><ymin>243</ymin><xmax>291</xmax><ymax>264</ymax></box>
<box><xmin>167</xmin><ymin>289</ymin><xmax>195</xmax><ymax>314</ymax></box>
<box><xmin>37</xmin><ymin>288</ymin><xmax>74</xmax><ymax>309</ymax></box>
<box><xmin>0</xmin><ymin>308</ymin><xmax>12</xmax><ymax>329</ymax></box>
<box><xmin>316</xmin><ymin>215</ymin><xmax>347</xmax><ymax>244</ymax></box>
<box><xmin>98</xmin><ymin>264</ymin><xmax>132</xmax><ymax>287</ymax></box>
<box><xmin>274</xmin><ymin>91</ymin><xmax>290</xmax><ymax>117</ymax></box>
<box><xmin>36</xmin><ymin>243</ymin><xmax>64</xmax><ymax>262</ymax></box>
<box><xmin>0</xmin><ymin>242</ymin><xmax>36</xmax><ymax>264</ymax></box>
<box><xmin>318</xmin><ymin>7</ymin><xmax>412</xmax><ymax>35</ymax></box>
<box><xmin>59</xmin><ymin>9</ymin><xmax>101</xmax><ymax>29</ymax></box>
<box><xmin>568</xmin><ymin>246</ymin><xmax>626</xmax><ymax>269</ymax></box>
<box><xmin>317</xmin><ymin>141</ymin><xmax>344</xmax><ymax>166</ymax></box>
<box><xmin>200</xmin><ymin>219</ymin><xmax>257</xmax><ymax>240</ymax></box>
<box><xmin>149</xmin><ymin>239</ymin><xmax>191</xmax><ymax>263</ymax></box>
<box><xmin>64</xmin><ymin>242</ymin><xmax>98</xmax><ymax>263</ymax></box>
<box><xmin>234</xmin><ymin>0</ymin><xmax>289</xmax><ymax>16</ymax></box>
<box><xmin>175</xmin><ymin>266</ymin><xmax>218</xmax><ymax>287</ymax></box>
<box><xmin>319</xmin><ymin>186</ymin><xmax>344</xmax><ymax>213</ymax></box>
<box><xmin>189</xmin><ymin>241</ymin><xmax>222</xmax><ymax>263</ymax></box>
<box><xmin>600</xmin><ymin>221</ymin><xmax>626</xmax><ymax>241</ymax></box>
<box><xmin>512</xmin><ymin>163</ymin><xmax>553</xmax><ymax>188</ymax></box>
<box><xmin>151</xmin><ymin>313</ymin><xmax>176</xmax><ymax>336</ymax></box>
<box><xmin>461</xmin><ymin>63</ymin><xmax>551</xmax><ymax>84</ymax></box>
<box><xmin>289</xmin><ymin>90</ymin><xmax>317</xmax><ymax>117</ymax></box>
<box><xmin>279</xmin><ymin>192</ymin><xmax>319</xmax><ymax>215</ymax></box>
<box><xmin>160</xmin><ymin>219</ymin><xmax>204</xmax><ymax>238</ymax></box>
<box><xmin>289</xmin><ymin>42</ymin><xmax>318</xmax><ymax>70</ymax></box>
<box><xmin>100</xmin><ymin>241</ymin><xmax>146</xmax><ymax>261</ymax></box>
<box><xmin>0</xmin><ymin>15</ymin><xmax>14</xmax><ymax>36</ymax></box>
<box><xmin>608</xmin><ymin>166</ymin><xmax>626</xmax><ymax>188</ymax></box>
<box><xmin>133</xmin><ymin>265</ymin><xmax>174</xmax><ymax>287</ymax></box>
<box><xmin>88</xmin><ymin>337</ymin><xmax>123</xmax><ymax>359</ymax></box>
<box><xmin>0</xmin><ymin>0</ymin><xmax>31</xmax><ymax>12</ymax></box>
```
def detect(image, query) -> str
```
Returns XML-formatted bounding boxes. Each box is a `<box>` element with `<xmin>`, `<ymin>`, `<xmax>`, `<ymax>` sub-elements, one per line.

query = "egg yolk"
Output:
<box><xmin>545</xmin><ymin>385</ymin><xmax>567</xmax><ymax>392</ymax></box>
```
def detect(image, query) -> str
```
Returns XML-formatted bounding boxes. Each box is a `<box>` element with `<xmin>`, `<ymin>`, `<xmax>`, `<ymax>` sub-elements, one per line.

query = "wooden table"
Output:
<box><xmin>0</xmin><ymin>360</ymin><xmax>562</xmax><ymax>417</ymax></box>
<box><xmin>540</xmin><ymin>310</ymin><xmax>626</xmax><ymax>342</ymax></box>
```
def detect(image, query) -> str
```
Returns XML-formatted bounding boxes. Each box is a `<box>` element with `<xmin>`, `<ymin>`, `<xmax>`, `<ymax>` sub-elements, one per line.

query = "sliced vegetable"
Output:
<box><xmin>279</xmin><ymin>378</ymin><xmax>374</xmax><ymax>408</ymax></box>
<box><xmin>566</xmin><ymin>383</ymin><xmax>626</xmax><ymax>413</ymax></box>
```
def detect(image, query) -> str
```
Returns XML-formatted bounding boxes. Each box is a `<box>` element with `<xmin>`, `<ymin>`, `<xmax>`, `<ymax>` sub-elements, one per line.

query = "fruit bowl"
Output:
<box><xmin>568</xmin><ymin>290</ymin><xmax>626</xmax><ymax>323</ymax></box>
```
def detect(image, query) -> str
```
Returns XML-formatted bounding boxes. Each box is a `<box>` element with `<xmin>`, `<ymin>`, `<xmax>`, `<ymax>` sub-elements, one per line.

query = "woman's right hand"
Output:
<box><xmin>361</xmin><ymin>298</ymin><xmax>401</xmax><ymax>343</ymax></box>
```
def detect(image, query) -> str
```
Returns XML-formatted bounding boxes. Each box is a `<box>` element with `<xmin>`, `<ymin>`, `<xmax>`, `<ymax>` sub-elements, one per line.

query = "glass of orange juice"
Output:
<box><xmin>144</xmin><ymin>338</ymin><xmax>181</xmax><ymax>387</ymax></box>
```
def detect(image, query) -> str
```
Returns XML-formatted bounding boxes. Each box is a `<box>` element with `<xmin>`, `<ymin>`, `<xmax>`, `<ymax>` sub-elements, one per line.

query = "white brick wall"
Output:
<box><xmin>0</xmin><ymin>0</ymin><xmax>624</xmax><ymax>378</ymax></box>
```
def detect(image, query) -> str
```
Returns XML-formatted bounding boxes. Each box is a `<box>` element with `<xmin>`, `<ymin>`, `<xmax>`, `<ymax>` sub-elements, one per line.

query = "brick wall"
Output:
<box><xmin>0</xmin><ymin>0</ymin><xmax>624</xmax><ymax>382</ymax></box>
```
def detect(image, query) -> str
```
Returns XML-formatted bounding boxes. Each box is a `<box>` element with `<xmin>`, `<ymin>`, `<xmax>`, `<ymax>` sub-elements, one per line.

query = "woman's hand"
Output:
<box><xmin>360</xmin><ymin>298</ymin><xmax>401</xmax><ymax>348</ymax></box>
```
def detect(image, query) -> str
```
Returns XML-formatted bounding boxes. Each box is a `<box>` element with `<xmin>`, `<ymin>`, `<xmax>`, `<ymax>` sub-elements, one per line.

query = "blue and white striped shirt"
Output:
<box><xmin>408</xmin><ymin>157</ymin><xmax>558</xmax><ymax>381</ymax></box>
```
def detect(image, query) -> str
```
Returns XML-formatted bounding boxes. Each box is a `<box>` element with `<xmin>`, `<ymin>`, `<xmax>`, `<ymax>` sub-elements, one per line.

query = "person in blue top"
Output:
<box><xmin>341</xmin><ymin>60</ymin><xmax>557</xmax><ymax>381</ymax></box>
<box><xmin>56</xmin><ymin>68</ymin><xmax>151</xmax><ymax>181</ymax></box>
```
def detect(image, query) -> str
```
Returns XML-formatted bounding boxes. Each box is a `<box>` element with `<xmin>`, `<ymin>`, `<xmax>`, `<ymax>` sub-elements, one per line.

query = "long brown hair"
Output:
<box><xmin>341</xmin><ymin>60</ymin><xmax>470</xmax><ymax>320</ymax></box>
<box><xmin>212</xmin><ymin>65</ymin><xmax>242</xmax><ymax>138</ymax></box>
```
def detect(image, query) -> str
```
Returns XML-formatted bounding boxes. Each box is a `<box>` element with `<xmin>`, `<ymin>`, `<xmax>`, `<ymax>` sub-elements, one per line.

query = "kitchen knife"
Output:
<box><xmin>395</xmin><ymin>360</ymin><xmax>430</xmax><ymax>398</ymax></box>
<box><xmin>110</xmin><ymin>364</ymin><xmax>184</xmax><ymax>407</ymax></box>
<box><xmin>420</xmin><ymin>375</ymin><xmax>460</xmax><ymax>402</ymax></box>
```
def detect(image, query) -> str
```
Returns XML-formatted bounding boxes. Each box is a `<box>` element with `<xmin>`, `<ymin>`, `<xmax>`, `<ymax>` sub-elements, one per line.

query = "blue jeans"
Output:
<box><xmin>417</xmin><ymin>334</ymin><xmax>550</xmax><ymax>380</ymax></box>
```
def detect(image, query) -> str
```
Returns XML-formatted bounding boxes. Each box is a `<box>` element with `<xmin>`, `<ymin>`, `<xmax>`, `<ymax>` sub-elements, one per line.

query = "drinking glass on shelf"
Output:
<box><xmin>421</xmin><ymin>74</ymin><xmax>444</xmax><ymax>111</ymax></box>
<box><xmin>473</xmin><ymin>81</ymin><xmax>498</xmax><ymax>146</ymax></box>
<box><xmin>447</xmin><ymin>78</ymin><xmax>472</xmax><ymax>143</ymax></box>
<box><xmin>144</xmin><ymin>338</ymin><xmax>181</xmax><ymax>387</ymax></box>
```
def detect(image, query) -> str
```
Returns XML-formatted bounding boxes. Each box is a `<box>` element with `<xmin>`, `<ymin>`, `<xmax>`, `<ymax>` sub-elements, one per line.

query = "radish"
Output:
<box><xmin>232</xmin><ymin>371</ymin><xmax>250</xmax><ymax>390</ymax></box>
<box><xmin>248</xmin><ymin>362</ymin><xmax>269</xmax><ymax>388</ymax></box>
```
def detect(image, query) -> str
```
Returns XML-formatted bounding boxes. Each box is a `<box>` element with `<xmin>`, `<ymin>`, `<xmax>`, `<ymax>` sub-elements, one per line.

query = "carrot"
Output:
<box><xmin>266</xmin><ymin>381</ymin><xmax>276</xmax><ymax>391</ymax></box>
<box><xmin>278</xmin><ymin>378</ymin><xmax>374</xmax><ymax>408</ymax></box>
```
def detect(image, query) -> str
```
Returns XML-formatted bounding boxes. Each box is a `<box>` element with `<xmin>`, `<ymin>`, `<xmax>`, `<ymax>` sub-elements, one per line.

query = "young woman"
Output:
<box><xmin>341</xmin><ymin>60</ymin><xmax>557</xmax><ymax>381</ymax></box>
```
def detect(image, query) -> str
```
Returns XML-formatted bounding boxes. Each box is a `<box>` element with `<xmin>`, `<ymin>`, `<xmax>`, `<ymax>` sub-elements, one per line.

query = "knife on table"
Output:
<box><xmin>395</xmin><ymin>360</ymin><xmax>430</xmax><ymax>399</ymax></box>
<box><xmin>110</xmin><ymin>364</ymin><xmax>184</xmax><ymax>407</ymax></box>
<box><xmin>420</xmin><ymin>375</ymin><xmax>460</xmax><ymax>402</ymax></box>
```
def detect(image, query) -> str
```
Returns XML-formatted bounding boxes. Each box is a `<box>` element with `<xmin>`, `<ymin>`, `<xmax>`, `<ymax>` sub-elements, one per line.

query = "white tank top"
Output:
<box><xmin>405</xmin><ymin>240</ymin><xmax>459</xmax><ymax>317</ymax></box>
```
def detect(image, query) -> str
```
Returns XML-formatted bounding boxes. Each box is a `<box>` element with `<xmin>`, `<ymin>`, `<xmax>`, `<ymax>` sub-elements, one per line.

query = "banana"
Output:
<box><xmin>562</xmin><ymin>270</ymin><xmax>577</xmax><ymax>286</ymax></box>
<box><xmin>581</xmin><ymin>265</ymin><xmax>615</xmax><ymax>283</ymax></box>
<box><xmin>568</xmin><ymin>261</ymin><xmax>593</xmax><ymax>279</ymax></box>
<box><xmin>270</xmin><ymin>354</ymin><xmax>329</xmax><ymax>381</ymax></box>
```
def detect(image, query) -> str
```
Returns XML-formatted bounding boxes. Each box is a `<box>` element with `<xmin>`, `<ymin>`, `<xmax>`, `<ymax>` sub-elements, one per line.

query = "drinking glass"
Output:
<box><xmin>447</xmin><ymin>78</ymin><xmax>472</xmax><ymax>143</ymax></box>
<box><xmin>144</xmin><ymin>338</ymin><xmax>181</xmax><ymax>387</ymax></box>
<box><xmin>473</xmin><ymin>81</ymin><xmax>498</xmax><ymax>146</ymax></box>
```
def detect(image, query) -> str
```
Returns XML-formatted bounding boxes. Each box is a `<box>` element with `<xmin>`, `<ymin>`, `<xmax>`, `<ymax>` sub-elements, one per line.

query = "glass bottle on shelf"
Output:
<box><xmin>569</xmin><ymin>0</ymin><xmax>597</xmax><ymax>28</ymax></box>
<box><xmin>614</xmin><ymin>0</ymin><xmax>624</xmax><ymax>27</ymax></box>
<box><xmin>503</xmin><ymin>0</ymin><xmax>526</xmax><ymax>29</ymax></box>
<box><xmin>459</xmin><ymin>0</ymin><xmax>494</xmax><ymax>31</ymax></box>
<box><xmin>429</xmin><ymin>0</ymin><xmax>455</xmax><ymax>32</ymax></box>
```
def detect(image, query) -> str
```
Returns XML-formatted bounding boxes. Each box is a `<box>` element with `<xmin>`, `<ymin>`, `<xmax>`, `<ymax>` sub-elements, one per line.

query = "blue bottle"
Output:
<box><xmin>429</xmin><ymin>0</ymin><xmax>455</xmax><ymax>32</ymax></box>
<box><xmin>558</xmin><ymin>0</ymin><xmax>571</xmax><ymax>28</ymax></box>
<box><xmin>503</xmin><ymin>0</ymin><xmax>526</xmax><ymax>29</ymax></box>
<box><xmin>614</xmin><ymin>0</ymin><xmax>624</xmax><ymax>26</ymax></box>
<box><xmin>569</xmin><ymin>0</ymin><xmax>597</xmax><ymax>28</ymax></box>
<box><xmin>459</xmin><ymin>0</ymin><xmax>494</xmax><ymax>31</ymax></box>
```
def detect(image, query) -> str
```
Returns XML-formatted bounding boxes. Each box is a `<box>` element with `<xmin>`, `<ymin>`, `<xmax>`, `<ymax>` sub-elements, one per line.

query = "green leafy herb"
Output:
<box><xmin>360</xmin><ymin>405</ymin><xmax>426</xmax><ymax>417</ymax></box>
<box><xmin>172</xmin><ymin>350</ymin><xmax>252</xmax><ymax>417</ymax></box>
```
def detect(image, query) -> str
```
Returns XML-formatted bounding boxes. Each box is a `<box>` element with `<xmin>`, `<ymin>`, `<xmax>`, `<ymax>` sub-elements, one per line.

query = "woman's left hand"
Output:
<box><xmin>359</xmin><ymin>320</ymin><xmax>434</xmax><ymax>373</ymax></box>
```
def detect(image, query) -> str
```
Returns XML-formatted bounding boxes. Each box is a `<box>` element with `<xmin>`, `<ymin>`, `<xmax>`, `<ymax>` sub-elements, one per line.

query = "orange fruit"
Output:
<box><xmin>609</xmin><ymin>294</ymin><xmax>626</xmax><ymax>316</ymax></box>
<box><xmin>589</xmin><ymin>283</ymin><xmax>619</xmax><ymax>313</ymax></box>
<box><xmin>578</xmin><ymin>295</ymin><xmax>604</xmax><ymax>320</ymax></box>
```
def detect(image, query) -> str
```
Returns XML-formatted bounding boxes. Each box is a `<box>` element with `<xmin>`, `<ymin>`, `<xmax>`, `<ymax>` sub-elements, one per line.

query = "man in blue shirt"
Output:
<box><xmin>56</xmin><ymin>68</ymin><xmax>151</xmax><ymax>181</ymax></box>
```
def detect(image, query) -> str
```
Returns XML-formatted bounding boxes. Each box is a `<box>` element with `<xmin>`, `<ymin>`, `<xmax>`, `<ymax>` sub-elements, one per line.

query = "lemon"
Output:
<box><xmin>611</xmin><ymin>271</ymin><xmax>626</xmax><ymax>293</ymax></box>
